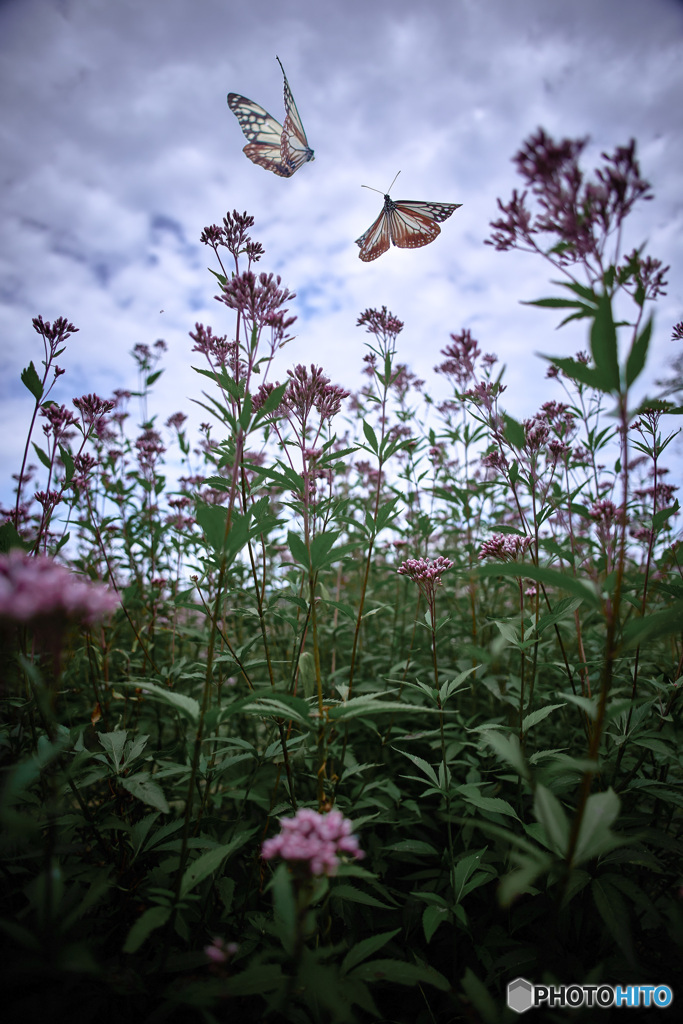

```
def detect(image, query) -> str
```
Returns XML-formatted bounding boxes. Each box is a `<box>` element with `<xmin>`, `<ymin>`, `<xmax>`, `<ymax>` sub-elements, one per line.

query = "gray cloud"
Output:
<box><xmin>1</xmin><ymin>0</ymin><xmax>682</xmax><ymax>505</ymax></box>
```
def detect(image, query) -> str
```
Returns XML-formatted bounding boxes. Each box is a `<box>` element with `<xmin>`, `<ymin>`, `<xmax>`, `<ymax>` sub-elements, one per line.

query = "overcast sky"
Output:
<box><xmin>1</xmin><ymin>0</ymin><xmax>682</xmax><ymax>509</ymax></box>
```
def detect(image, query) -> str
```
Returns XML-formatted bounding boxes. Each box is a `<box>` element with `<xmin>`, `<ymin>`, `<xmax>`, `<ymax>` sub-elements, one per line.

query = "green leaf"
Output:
<box><xmin>238</xmin><ymin>392</ymin><xmax>253</xmax><ymax>430</ymax></box>
<box><xmin>223</xmin><ymin>963</ymin><xmax>284</xmax><ymax>997</ymax></box>
<box><xmin>123</xmin><ymin>906</ymin><xmax>171</xmax><ymax>954</ymax></box>
<box><xmin>362</xmin><ymin>419</ymin><xmax>379</xmax><ymax>453</ymax></box>
<box><xmin>590</xmin><ymin>292</ymin><xmax>620</xmax><ymax>392</ymax></box>
<box><xmin>572</xmin><ymin>788</ymin><xmax>621</xmax><ymax>866</ymax></box>
<box><xmin>560</xmin><ymin>868</ymin><xmax>592</xmax><ymax>908</ymax></box>
<box><xmin>329</xmin><ymin>696</ymin><xmax>439</xmax><ymax>722</ymax></box>
<box><xmin>460</xmin><ymin>967</ymin><xmax>500</xmax><ymax>1023</ymax></box>
<box><xmin>98</xmin><ymin>730</ymin><xmax>128</xmax><ymax>773</ymax></box>
<box><xmin>0</xmin><ymin>522</ymin><xmax>28</xmax><ymax>555</ymax></box>
<box><xmin>620</xmin><ymin>601</ymin><xmax>683</xmax><ymax>650</ymax></box>
<box><xmin>592</xmin><ymin>876</ymin><xmax>634</xmax><ymax>964</ymax></box>
<box><xmin>341</xmin><ymin>928</ymin><xmax>400</xmax><ymax>974</ymax></box>
<box><xmin>522</xmin><ymin>703</ymin><xmax>566</xmax><ymax>733</ymax></box>
<box><xmin>330</xmin><ymin>883</ymin><xmax>395</xmax><ymax>910</ymax></box>
<box><xmin>223</xmin><ymin>692</ymin><xmax>314</xmax><ymax>729</ymax></box>
<box><xmin>459</xmin><ymin>784</ymin><xmax>520</xmax><ymax>820</ymax></box>
<box><xmin>309</xmin><ymin>530</ymin><xmax>341</xmax><ymax>571</ymax></box>
<box><xmin>498</xmin><ymin>851</ymin><xmax>549</xmax><ymax>907</ymax></box>
<box><xmin>560</xmin><ymin>692</ymin><xmax>599</xmax><ymax>719</ymax></box>
<box><xmin>254</xmin><ymin>381</ymin><xmax>288</xmax><ymax>420</ymax></box>
<box><xmin>394</xmin><ymin>749</ymin><xmax>439</xmax><ymax>788</ymax></box>
<box><xmin>534</xmin><ymin>784</ymin><xmax>569</xmax><ymax>855</ymax></box>
<box><xmin>503</xmin><ymin>414</ymin><xmax>525</xmax><ymax>450</ymax></box>
<box><xmin>32</xmin><ymin>442</ymin><xmax>51</xmax><ymax>470</ymax></box>
<box><xmin>626</xmin><ymin>315</ymin><xmax>652</xmax><ymax>387</ymax></box>
<box><xmin>121</xmin><ymin>773</ymin><xmax>170</xmax><ymax>813</ymax></box>
<box><xmin>130</xmin><ymin>812</ymin><xmax>161</xmax><ymax>858</ymax></box>
<box><xmin>480</xmin><ymin>730</ymin><xmax>529</xmax><ymax>780</ymax></box>
<box><xmin>543</xmin><ymin>357</ymin><xmax>607</xmax><ymax>390</ymax></box>
<box><xmin>476</xmin><ymin>562</ymin><xmax>601</xmax><ymax>607</ymax></box>
<box><xmin>349</xmin><ymin>958</ymin><xmax>449</xmax><ymax>991</ymax></box>
<box><xmin>287</xmin><ymin>530</ymin><xmax>309</xmax><ymax>569</ymax></box>
<box><xmin>422</xmin><ymin>904</ymin><xmax>449</xmax><ymax>943</ymax></box>
<box><xmin>59</xmin><ymin>444</ymin><xmax>75</xmax><ymax>486</ymax></box>
<box><xmin>271</xmin><ymin>862</ymin><xmax>296</xmax><ymax>955</ymax></box>
<box><xmin>117</xmin><ymin>681</ymin><xmax>199</xmax><ymax>724</ymax></box>
<box><xmin>21</xmin><ymin>361</ymin><xmax>43</xmax><ymax>401</ymax></box>
<box><xmin>217</xmin><ymin>877</ymin><xmax>235</xmax><ymax>914</ymax></box>
<box><xmin>195</xmin><ymin>500</ymin><xmax>229</xmax><ymax>553</ymax></box>
<box><xmin>180</xmin><ymin>832</ymin><xmax>254</xmax><ymax>898</ymax></box>
<box><xmin>453</xmin><ymin>847</ymin><xmax>488</xmax><ymax>902</ymax></box>
<box><xmin>384</xmin><ymin>839</ymin><xmax>439</xmax><ymax>856</ymax></box>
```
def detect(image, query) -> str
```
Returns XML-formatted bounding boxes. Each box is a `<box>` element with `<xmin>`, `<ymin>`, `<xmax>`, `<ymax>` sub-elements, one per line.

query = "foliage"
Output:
<box><xmin>1</xmin><ymin>132</ymin><xmax>682</xmax><ymax>1024</ymax></box>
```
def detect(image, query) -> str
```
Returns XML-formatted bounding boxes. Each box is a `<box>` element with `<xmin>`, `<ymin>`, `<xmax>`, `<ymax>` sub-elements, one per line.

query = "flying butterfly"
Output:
<box><xmin>227</xmin><ymin>57</ymin><xmax>314</xmax><ymax>177</ymax></box>
<box><xmin>355</xmin><ymin>173</ymin><xmax>461</xmax><ymax>262</ymax></box>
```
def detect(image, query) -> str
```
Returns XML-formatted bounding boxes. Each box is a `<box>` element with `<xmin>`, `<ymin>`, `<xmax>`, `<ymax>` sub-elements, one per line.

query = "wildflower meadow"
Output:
<box><xmin>1</xmin><ymin>130</ymin><xmax>682</xmax><ymax>1023</ymax></box>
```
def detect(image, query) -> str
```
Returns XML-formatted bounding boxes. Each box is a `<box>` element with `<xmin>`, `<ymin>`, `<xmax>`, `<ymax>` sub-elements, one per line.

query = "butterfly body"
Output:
<box><xmin>227</xmin><ymin>58</ymin><xmax>313</xmax><ymax>177</ymax></box>
<box><xmin>356</xmin><ymin>193</ymin><xmax>462</xmax><ymax>262</ymax></box>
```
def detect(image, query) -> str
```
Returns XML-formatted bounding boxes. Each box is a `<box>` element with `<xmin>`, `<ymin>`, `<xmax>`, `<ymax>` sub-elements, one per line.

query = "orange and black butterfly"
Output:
<box><xmin>227</xmin><ymin>57</ymin><xmax>314</xmax><ymax>177</ymax></box>
<box><xmin>356</xmin><ymin>174</ymin><xmax>461</xmax><ymax>261</ymax></box>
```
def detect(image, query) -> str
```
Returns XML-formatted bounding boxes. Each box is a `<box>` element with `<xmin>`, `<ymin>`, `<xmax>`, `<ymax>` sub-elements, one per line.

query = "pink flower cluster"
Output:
<box><xmin>478</xmin><ymin>533</ymin><xmax>532</xmax><ymax>562</ymax></box>
<box><xmin>397</xmin><ymin>555</ymin><xmax>454</xmax><ymax>608</ymax></box>
<box><xmin>397</xmin><ymin>555</ymin><xmax>454</xmax><ymax>583</ymax></box>
<box><xmin>204</xmin><ymin>936</ymin><xmax>239</xmax><ymax>964</ymax></box>
<box><xmin>261</xmin><ymin>808</ymin><xmax>365</xmax><ymax>877</ymax></box>
<box><xmin>0</xmin><ymin>549</ymin><xmax>119</xmax><ymax>626</ymax></box>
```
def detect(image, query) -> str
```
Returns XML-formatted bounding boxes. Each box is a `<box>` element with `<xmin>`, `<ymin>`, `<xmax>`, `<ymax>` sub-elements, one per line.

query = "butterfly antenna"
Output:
<box><xmin>386</xmin><ymin>170</ymin><xmax>401</xmax><ymax>193</ymax></box>
<box><xmin>276</xmin><ymin>55</ymin><xmax>286</xmax><ymax>77</ymax></box>
<box><xmin>362</xmin><ymin>171</ymin><xmax>401</xmax><ymax>197</ymax></box>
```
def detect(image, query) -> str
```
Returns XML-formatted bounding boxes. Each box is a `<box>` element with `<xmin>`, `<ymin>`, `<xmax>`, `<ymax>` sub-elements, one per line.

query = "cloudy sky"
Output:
<box><xmin>1</xmin><ymin>0</ymin><xmax>682</xmax><ymax>508</ymax></box>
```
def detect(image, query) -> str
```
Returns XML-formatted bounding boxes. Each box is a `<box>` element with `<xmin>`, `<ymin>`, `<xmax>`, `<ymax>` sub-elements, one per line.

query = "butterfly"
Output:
<box><xmin>355</xmin><ymin>173</ymin><xmax>461</xmax><ymax>262</ymax></box>
<box><xmin>227</xmin><ymin>57</ymin><xmax>314</xmax><ymax>177</ymax></box>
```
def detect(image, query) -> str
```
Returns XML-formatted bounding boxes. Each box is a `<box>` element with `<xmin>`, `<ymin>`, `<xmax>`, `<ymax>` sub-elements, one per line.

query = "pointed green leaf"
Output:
<box><xmin>349</xmin><ymin>958</ymin><xmax>449</xmax><ymax>990</ymax></box>
<box><xmin>117</xmin><ymin>681</ymin><xmax>199</xmax><ymax>724</ymax></box>
<box><xmin>626</xmin><ymin>315</ymin><xmax>652</xmax><ymax>387</ymax></box>
<box><xmin>271</xmin><ymin>861</ymin><xmax>296</xmax><ymax>955</ymax></box>
<box><xmin>592</xmin><ymin>876</ymin><xmax>634</xmax><ymax>964</ymax></box>
<box><xmin>362</xmin><ymin>419</ymin><xmax>379</xmax><ymax>453</ymax></box>
<box><xmin>459</xmin><ymin>784</ymin><xmax>520</xmax><ymax>820</ymax></box>
<box><xmin>121</xmin><ymin>773</ymin><xmax>170</xmax><ymax>813</ymax></box>
<box><xmin>287</xmin><ymin>530</ymin><xmax>309</xmax><ymax>569</ymax></box>
<box><xmin>534</xmin><ymin>784</ymin><xmax>569</xmax><ymax>855</ymax></box>
<box><xmin>503</xmin><ymin>414</ymin><xmax>525</xmax><ymax>450</ymax></box>
<box><xmin>590</xmin><ymin>293</ymin><xmax>619</xmax><ymax>392</ymax></box>
<box><xmin>481</xmin><ymin>730</ymin><xmax>529</xmax><ymax>779</ymax></box>
<box><xmin>21</xmin><ymin>361</ymin><xmax>43</xmax><ymax>401</ymax></box>
<box><xmin>522</xmin><ymin>703</ymin><xmax>566</xmax><ymax>733</ymax></box>
<box><xmin>572</xmin><ymin>788</ymin><xmax>621</xmax><ymax>866</ymax></box>
<box><xmin>180</xmin><ymin>832</ymin><xmax>254</xmax><ymax>899</ymax></box>
<box><xmin>342</xmin><ymin>928</ymin><xmax>400</xmax><ymax>974</ymax></box>
<box><xmin>123</xmin><ymin>906</ymin><xmax>171</xmax><ymax>954</ymax></box>
<box><xmin>98</xmin><ymin>730</ymin><xmax>128</xmax><ymax>773</ymax></box>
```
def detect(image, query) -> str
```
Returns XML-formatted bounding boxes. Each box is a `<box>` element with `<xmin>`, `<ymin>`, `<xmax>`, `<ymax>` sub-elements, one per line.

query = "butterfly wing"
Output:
<box><xmin>355</xmin><ymin>204</ymin><xmax>392</xmax><ymax>262</ymax></box>
<box><xmin>356</xmin><ymin>197</ymin><xmax>461</xmax><ymax>261</ymax></box>
<box><xmin>227</xmin><ymin>93</ymin><xmax>291</xmax><ymax>177</ymax></box>
<box><xmin>389</xmin><ymin>201</ymin><xmax>462</xmax><ymax>249</ymax></box>
<box><xmin>276</xmin><ymin>57</ymin><xmax>314</xmax><ymax>174</ymax></box>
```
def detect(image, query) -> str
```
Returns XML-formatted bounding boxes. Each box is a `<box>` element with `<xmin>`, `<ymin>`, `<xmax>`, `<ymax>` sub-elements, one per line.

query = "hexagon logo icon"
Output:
<box><xmin>508</xmin><ymin>977</ymin><xmax>534</xmax><ymax>1013</ymax></box>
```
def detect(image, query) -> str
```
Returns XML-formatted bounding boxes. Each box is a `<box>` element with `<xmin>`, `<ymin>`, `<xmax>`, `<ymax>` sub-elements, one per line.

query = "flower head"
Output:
<box><xmin>478</xmin><ymin>533</ymin><xmax>532</xmax><ymax>562</ymax></box>
<box><xmin>261</xmin><ymin>807</ymin><xmax>364</xmax><ymax>877</ymax></box>
<box><xmin>0</xmin><ymin>549</ymin><xmax>119</xmax><ymax>626</ymax></box>
<box><xmin>204</xmin><ymin>936</ymin><xmax>239</xmax><ymax>964</ymax></box>
<box><xmin>397</xmin><ymin>555</ymin><xmax>454</xmax><ymax>608</ymax></box>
